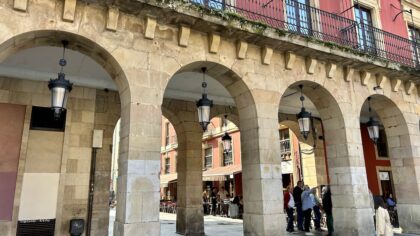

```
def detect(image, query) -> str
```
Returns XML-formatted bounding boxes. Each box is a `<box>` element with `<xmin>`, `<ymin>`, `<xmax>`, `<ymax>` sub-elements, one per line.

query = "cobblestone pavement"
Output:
<box><xmin>109</xmin><ymin>209</ymin><xmax>418</xmax><ymax>235</ymax></box>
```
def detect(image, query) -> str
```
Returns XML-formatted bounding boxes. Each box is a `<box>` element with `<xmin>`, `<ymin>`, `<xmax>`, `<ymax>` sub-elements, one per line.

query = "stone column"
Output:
<box><xmin>325</xmin><ymin>123</ymin><xmax>375</xmax><ymax>235</ymax></box>
<box><xmin>163</xmin><ymin>99</ymin><xmax>205</xmax><ymax>236</ymax></box>
<box><xmin>240</xmin><ymin>101</ymin><xmax>286</xmax><ymax>235</ymax></box>
<box><xmin>113</xmin><ymin>101</ymin><xmax>162</xmax><ymax>236</ymax></box>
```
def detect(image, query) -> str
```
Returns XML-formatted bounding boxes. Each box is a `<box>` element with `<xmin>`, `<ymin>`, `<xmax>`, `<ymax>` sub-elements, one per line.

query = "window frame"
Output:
<box><xmin>204</xmin><ymin>147</ymin><xmax>213</xmax><ymax>169</ymax></box>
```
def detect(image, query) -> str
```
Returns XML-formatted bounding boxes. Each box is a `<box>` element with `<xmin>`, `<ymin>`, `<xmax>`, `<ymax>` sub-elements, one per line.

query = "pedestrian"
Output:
<box><xmin>301</xmin><ymin>185</ymin><xmax>314</xmax><ymax>232</ymax></box>
<box><xmin>202</xmin><ymin>190</ymin><xmax>209</xmax><ymax>215</ymax></box>
<box><xmin>293</xmin><ymin>180</ymin><xmax>304</xmax><ymax>230</ymax></box>
<box><xmin>211</xmin><ymin>188</ymin><xmax>218</xmax><ymax>216</ymax></box>
<box><xmin>311</xmin><ymin>188</ymin><xmax>322</xmax><ymax>231</ymax></box>
<box><xmin>376</xmin><ymin>198</ymin><xmax>393</xmax><ymax>236</ymax></box>
<box><xmin>322</xmin><ymin>185</ymin><xmax>334</xmax><ymax>236</ymax></box>
<box><xmin>284</xmin><ymin>185</ymin><xmax>295</xmax><ymax>232</ymax></box>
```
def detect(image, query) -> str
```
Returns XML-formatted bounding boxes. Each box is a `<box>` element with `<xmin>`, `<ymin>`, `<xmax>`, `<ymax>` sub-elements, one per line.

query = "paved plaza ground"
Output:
<box><xmin>108</xmin><ymin>209</ymin><xmax>418</xmax><ymax>235</ymax></box>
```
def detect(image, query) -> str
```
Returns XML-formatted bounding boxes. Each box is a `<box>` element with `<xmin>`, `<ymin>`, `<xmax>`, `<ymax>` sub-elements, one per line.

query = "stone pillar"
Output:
<box><xmin>163</xmin><ymin>99</ymin><xmax>204</xmax><ymax>236</ymax></box>
<box><xmin>240</xmin><ymin>101</ymin><xmax>286</xmax><ymax>235</ymax></box>
<box><xmin>113</xmin><ymin>101</ymin><xmax>161</xmax><ymax>236</ymax></box>
<box><xmin>326</xmin><ymin>123</ymin><xmax>375</xmax><ymax>235</ymax></box>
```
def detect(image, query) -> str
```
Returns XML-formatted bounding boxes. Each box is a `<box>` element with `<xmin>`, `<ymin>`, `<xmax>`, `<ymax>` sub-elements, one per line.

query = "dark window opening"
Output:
<box><xmin>165</xmin><ymin>157</ymin><xmax>170</xmax><ymax>174</ymax></box>
<box><xmin>204</xmin><ymin>148</ymin><xmax>213</xmax><ymax>169</ymax></box>
<box><xmin>30</xmin><ymin>106</ymin><xmax>66</xmax><ymax>132</ymax></box>
<box><xmin>408</xmin><ymin>25</ymin><xmax>420</xmax><ymax>66</ymax></box>
<box><xmin>376</xmin><ymin>127</ymin><xmax>388</xmax><ymax>158</ymax></box>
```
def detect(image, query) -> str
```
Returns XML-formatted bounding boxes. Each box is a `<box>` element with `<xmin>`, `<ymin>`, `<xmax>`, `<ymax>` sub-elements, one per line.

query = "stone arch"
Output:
<box><xmin>278</xmin><ymin>79</ymin><xmax>376</xmax><ymax>234</ymax></box>
<box><xmin>359</xmin><ymin>94</ymin><xmax>420</xmax><ymax>232</ymax></box>
<box><xmin>0</xmin><ymin>30</ymin><xmax>130</xmax><ymax>235</ymax></box>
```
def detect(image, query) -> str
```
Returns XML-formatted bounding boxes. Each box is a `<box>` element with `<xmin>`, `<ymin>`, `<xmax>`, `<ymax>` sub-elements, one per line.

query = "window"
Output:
<box><xmin>165</xmin><ymin>157</ymin><xmax>170</xmax><ymax>174</ymax></box>
<box><xmin>408</xmin><ymin>25</ymin><xmax>420</xmax><ymax>66</ymax></box>
<box><xmin>223</xmin><ymin>149</ymin><xmax>233</xmax><ymax>166</ymax></box>
<box><xmin>354</xmin><ymin>6</ymin><xmax>376</xmax><ymax>53</ymax></box>
<box><xmin>279</xmin><ymin>129</ymin><xmax>290</xmax><ymax>140</ymax></box>
<box><xmin>286</xmin><ymin>0</ymin><xmax>312</xmax><ymax>36</ymax></box>
<box><xmin>30</xmin><ymin>106</ymin><xmax>66</xmax><ymax>132</ymax></box>
<box><xmin>376</xmin><ymin>127</ymin><xmax>388</xmax><ymax>158</ymax></box>
<box><xmin>165</xmin><ymin>122</ymin><xmax>170</xmax><ymax>146</ymax></box>
<box><xmin>204</xmin><ymin>148</ymin><xmax>213</xmax><ymax>169</ymax></box>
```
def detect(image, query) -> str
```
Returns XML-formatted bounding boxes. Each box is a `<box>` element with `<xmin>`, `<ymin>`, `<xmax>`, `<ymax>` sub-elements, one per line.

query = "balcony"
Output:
<box><xmin>280</xmin><ymin>139</ymin><xmax>291</xmax><ymax>160</ymax></box>
<box><xmin>183</xmin><ymin>0</ymin><xmax>419</xmax><ymax>68</ymax></box>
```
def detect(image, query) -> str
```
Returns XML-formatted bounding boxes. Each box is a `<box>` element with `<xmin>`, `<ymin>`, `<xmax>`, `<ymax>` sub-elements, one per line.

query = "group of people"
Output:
<box><xmin>202</xmin><ymin>186</ymin><xmax>243</xmax><ymax>217</ymax></box>
<box><xmin>283</xmin><ymin>181</ymin><xmax>333</xmax><ymax>235</ymax></box>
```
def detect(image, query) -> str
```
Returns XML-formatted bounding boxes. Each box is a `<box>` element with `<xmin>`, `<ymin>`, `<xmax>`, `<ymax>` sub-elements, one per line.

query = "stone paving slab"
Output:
<box><xmin>109</xmin><ymin>210</ymin><xmax>419</xmax><ymax>236</ymax></box>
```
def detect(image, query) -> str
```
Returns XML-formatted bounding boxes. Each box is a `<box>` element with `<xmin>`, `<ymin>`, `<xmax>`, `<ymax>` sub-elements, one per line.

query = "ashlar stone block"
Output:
<box><xmin>344</xmin><ymin>66</ymin><xmax>354</xmax><ymax>82</ymax></box>
<box><xmin>13</xmin><ymin>0</ymin><xmax>27</xmax><ymax>11</ymax></box>
<box><xmin>391</xmin><ymin>79</ymin><xmax>402</xmax><ymax>92</ymax></box>
<box><xmin>237</xmin><ymin>41</ymin><xmax>248</xmax><ymax>59</ymax></box>
<box><xmin>63</xmin><ymin>0</ymin><xmax>77</xmax><ymax>22</ymax></box>
<box><xmin>285</xmin><ymin>51</ymin><xmax>296</xmax><ymax>70</ymax></box>
<box><xmin>106</xmin><ymin>6</ymin><xmax>119</xmax><ymax>32</ymax></box>
<box><xmin>305</xmin><ymin>57</ymin><xmax>317</xmax><ymax>74</ymax></box>
<box><xmin>178</xmin><ymin>25</ymin><xmax>190</xmax><ymax>47</ymax></box>
<box><xmin>326</xmin><ymin>62</ymin><xmax>336</xmax><ymax>79</ymax></box>
<box><xmin>144</xmin><ymin>16</ymin><xmax>157</xmax><ymax>39</ymax></box>
<box><xmin>405</xmin><ymin>81</ymin><xmax>415</xmax><ymax>95</ymax></box>
<box><xmin>261</xmin><ymin>47</ymin><xmax>273</xmax><ymax>65</ymax></box>
<box><xmin>360</xmin><ymin>71</ymin><xmax>371</xmax><ymax>86</ymax></box>
<box><xmin>376</xmin><ymin>74</ymin><xmax>387</xmax><ymax>88</ymax></box>
<box><xmin>208</xmin><ymin>33</ymin><xmax>220</xmax><ymax>54</ymax></box>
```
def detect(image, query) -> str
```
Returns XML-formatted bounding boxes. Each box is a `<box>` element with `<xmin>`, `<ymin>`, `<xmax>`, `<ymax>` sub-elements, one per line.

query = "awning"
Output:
<box><xmin>202</xmin><ymin>165</ymin><xmax>242</xmax><ymax>181</ymax></box>
<box><xmin>160</xmin><ymin>173</ymin><xmax>178</xmax><ymax>187</ymax></box>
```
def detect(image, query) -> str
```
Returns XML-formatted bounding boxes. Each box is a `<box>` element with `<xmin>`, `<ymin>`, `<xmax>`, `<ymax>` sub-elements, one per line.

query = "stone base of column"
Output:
<box><xmin>113</xmin><ymin>221</ymin><xmax>160</xmax><ymax>236</ymax></box>
<box><xmin>176</xmin><ymin>207</ymin><xmax>204</xmax><ymax>236</ymax></box>
<box><xmin>243</xmin><ymin>213</ymin><xmax>286</xmax><ymax>236</ymax></box>
<box><xmin>334</xmin><ymin>208</ymin><xmax>374</xmax><ymax>236</ymax></box>
<box><xmin>398</xmin><ymin>204</ymin><xmax>420</xmax><ymax>234</ymax></box>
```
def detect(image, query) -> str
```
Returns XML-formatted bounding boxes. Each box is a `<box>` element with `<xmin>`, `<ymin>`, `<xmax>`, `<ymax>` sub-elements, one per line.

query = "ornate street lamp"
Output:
<box><xmin>221</xmin><ymin>115</ymin><xmax>232</xmax><ymax>153</ymax></box>
<box><xmin>48</xmin><ymin>40</ymin><xmax>73</xmax><ymax>120</ymax></box>
<box><xmin>296</xmin><ymin>84</ymin><xmax>311</xmax><ymax>140</ymax></box>
<box><xmin>367</xmin><ymin>97</ymin><xmax>379</xmax><ymax>144</ymax></box>
<box><xmin>196</xmin><ymin>67</ymin><xmax>213</xmax><ymax>131</ymax></box>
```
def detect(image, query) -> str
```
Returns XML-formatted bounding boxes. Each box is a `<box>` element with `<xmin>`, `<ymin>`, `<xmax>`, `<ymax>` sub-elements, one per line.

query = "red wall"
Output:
<box><xmin>0</xmin><ymin>104</ymin><xmax>25</xmax><ymax>220</ymax></box>
<box><xmin>361</xmin><ymin>125</ymin><xmax>390</xmax><ymax>196</ymax></box>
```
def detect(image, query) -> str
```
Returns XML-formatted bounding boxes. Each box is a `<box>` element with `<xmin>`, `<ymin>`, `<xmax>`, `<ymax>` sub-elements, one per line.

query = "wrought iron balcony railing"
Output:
<box><xmin>280</xmin><ymin>139</ymin><xmax>291</xmax><ymax>155</ymax></box>
<box><xmin>191</xmin><ymin>0</ymin><xmax>420</xmax><ymax>68</ymax></box>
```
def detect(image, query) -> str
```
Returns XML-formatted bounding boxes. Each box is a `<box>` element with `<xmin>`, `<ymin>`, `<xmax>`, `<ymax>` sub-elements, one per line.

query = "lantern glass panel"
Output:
<box><xmin>197</xmin><ymin>105</ymin><xmax>211</xmax><ymax>123</ymax></box>
<box><xmin>298</xmin><ymin>117</ymin><xmax>310</xmax><ymax>133</ymax></box>
<box><xmin>367</xmin><ymin>125</ymin><xmax>379</xmax><ymax>141</ymax></box>
<box><xmin>51</xmin><ymin>87</ymin><xmax>67</xmax><ymax>109</ymax></box>
<box><xmin>223</xmin><ymin>139</ymin><xmax>231</xmax><ymax>152</ymax></box>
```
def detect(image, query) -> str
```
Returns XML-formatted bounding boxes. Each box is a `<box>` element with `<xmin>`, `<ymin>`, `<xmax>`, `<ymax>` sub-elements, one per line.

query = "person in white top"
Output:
<box><xmin>376</xmin><ymin>198</ymin><xmax>393</xmax><ymax>236</ymax></box>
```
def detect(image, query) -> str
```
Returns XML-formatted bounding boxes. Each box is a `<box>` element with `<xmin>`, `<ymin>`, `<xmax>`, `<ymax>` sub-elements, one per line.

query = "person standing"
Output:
<box><xmin>211</xmin><ymin>188</ymin><xmax>218</xmax><ymax>216</ymax></box>
<box><xmin>301</xmin><ymin>185</ymin><xmax>314</xmax><ymax>232</ymax></box>
<box><xmin>293</xmin><ymin>180</ymin><xmax>304</xmax><ymax>230</ymax></box>
<box><xmin>322</xmin><ymin>185</ymin><xmax>334</xmax><ymax>236</ymax></box>
<box><xmin>376</xmin><ymin>198</ymin><xmax>393</xmax><ymax>236</ymax></box>
<box><xmin>284</xmin><ymin>186</ymin><xmax>295</xmax><ymax>232</ymax></box>
<box><xmin>311</xmin><ymin>188</ymin><xmax>322</xmax><ymax>231</ymax></box>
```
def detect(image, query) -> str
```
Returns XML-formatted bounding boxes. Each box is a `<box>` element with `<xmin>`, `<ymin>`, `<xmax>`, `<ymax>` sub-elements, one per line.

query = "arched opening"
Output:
<box><xmin>359</xmin><ymin>94</ymin><xmax>420</xmax><ymax>232</ymax></box>
<box><xmin>0</xmin><ymin>31</ymin><xmax>127</xmax><ymax>236</ymax></box>
<box><xmin>161</xmin><ymin>61</ymin><xmax>253</xmax><ymax>235</ymax></box>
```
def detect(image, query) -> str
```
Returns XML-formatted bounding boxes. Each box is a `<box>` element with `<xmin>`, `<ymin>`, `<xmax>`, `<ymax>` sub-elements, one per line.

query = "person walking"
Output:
<box><xmin>311</xmin><ymin>188</ymin><xmax>322</xmax><ymax>231</ymax></box>
<box><xmin>284</xmin><ymin>186</ymin><xmax>295</xmax><ymax>232</ymax></box>
<box><xmin>301</xmin><ymin>185</ymin><xmax>314</xmax><ymax>232</ymax></box>
<box><xmin>376</xmin><ymin>198</ymin><xmax>393</xmax><ymax>236</ymax></box>
<box><xmin>293</xmin><ymin>180</ymin><xmax>304</xmax><ymax>230</ymax></box>
<box><xmin>322</xmin><ymin>186</ymin><xmax>334</xmax><ymax>236</ymax></box>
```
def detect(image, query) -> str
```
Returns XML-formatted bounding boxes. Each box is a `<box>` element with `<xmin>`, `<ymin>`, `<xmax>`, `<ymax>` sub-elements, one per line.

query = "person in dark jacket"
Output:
<box><xmin>322</xmin><ymin>185</ymin><xmax>334</xmax><ymax>236</ymax></box>
<box><xmin>293</xmin><ymin>180</ymin><xmax>304</xmax><ymax>230</ymax></box>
